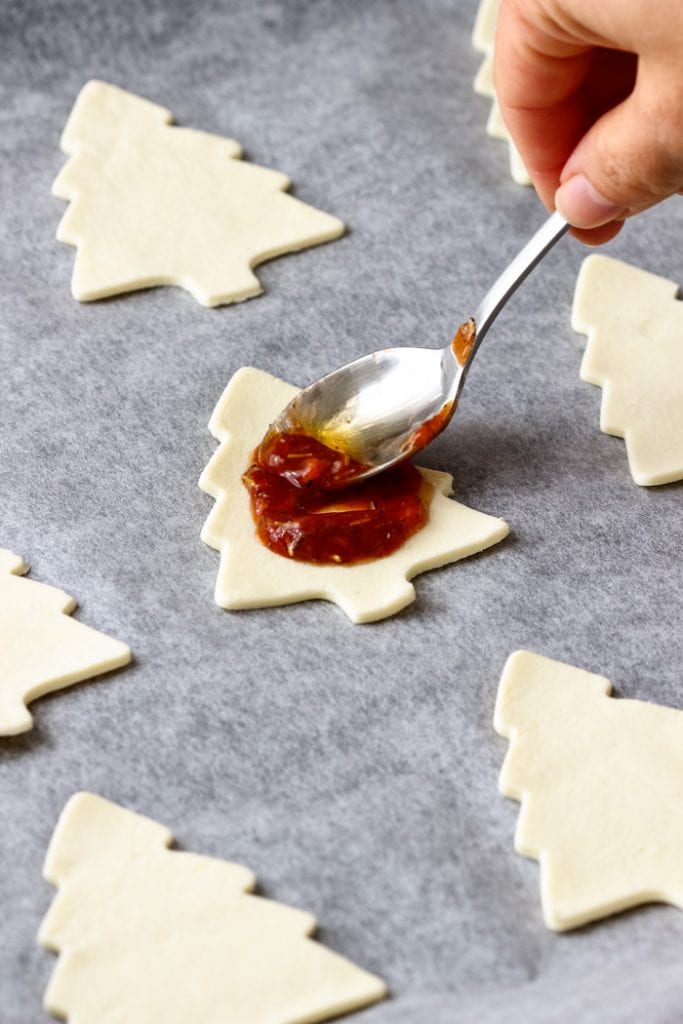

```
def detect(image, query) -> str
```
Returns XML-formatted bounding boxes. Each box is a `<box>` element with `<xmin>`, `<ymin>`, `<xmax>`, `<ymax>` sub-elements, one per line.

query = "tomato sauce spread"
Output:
<box><xmin>242</xmin><ymin>431</ymin><xmax>430</xmax><ymax>565</ymax></box>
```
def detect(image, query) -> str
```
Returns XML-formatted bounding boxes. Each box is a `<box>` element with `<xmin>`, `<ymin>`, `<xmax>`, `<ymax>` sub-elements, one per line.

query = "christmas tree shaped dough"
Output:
<box><xmin>494</xmin><ymin>650</ymin><xmax>683</xmax><ymax>931</ymax></box>
<box><xmin>572</xmin><ymin>254</ymin><xmax>683</xmax><ymax>485</ymax></box>
<box><xmin>53</xmin><ymin>81</ymin><xmax>344</xmax><ymax>306</ymax></box>
<box><xmin>472</xmin><ymin>0</ymin><xmax>531</xmax><ymax>186</ymax></box>
<box><xmin>39</xmin><ymin>793</ymin><xmax>387</xmax><ymax>1023</ymax></box>
<box><xmin>0</xmin><ymin>550</ymin><xmax>130</xmax><ymax>736</ymax></box>
<box><xmin>199</xmin><ymin>367</ymin><xmax>509</xmax><ymax>623</ymax></box>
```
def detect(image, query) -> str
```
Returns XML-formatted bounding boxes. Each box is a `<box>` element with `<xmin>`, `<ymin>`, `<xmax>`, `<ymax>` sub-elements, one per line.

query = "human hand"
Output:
<box><xmin>494</xmin><ymin>0</ymin><xmax>683</xmax><ymax>243</ymax></box>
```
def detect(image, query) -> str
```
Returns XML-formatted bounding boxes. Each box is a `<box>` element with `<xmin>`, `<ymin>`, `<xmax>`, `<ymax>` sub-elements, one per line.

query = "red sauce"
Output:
<box><xmin>398</xmin><ymin>319</ymin><xmax>476</xmax><ymax>458</ymax></box>
<box><xmin>242</xmin><ymin>432</ymin><xmax>431</xmax><ymax>565</ymax></box>
<box><xmin>452</xmin><ymin>318</ymin><xmax>476</xmax><ymax>365</ymax></box>
<box><xmin>401</xmin><ymin>400</ymin><xmax>456</xmax><ymax>459</ymax></box>
<box><xmin>255</xmin><ymin>429</ymin><xmax>370</xmax><ymax>490</ymax></box>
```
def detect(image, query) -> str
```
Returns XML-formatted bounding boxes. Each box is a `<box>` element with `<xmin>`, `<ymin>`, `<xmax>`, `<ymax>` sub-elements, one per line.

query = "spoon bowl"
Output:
<box><xmin>271</xmin><ymin>341</ymin><xmax>463</xmax><ymax>474</ymax></box>
<box><xmin>272</xmin><ymin>211</ymin><xmax>570</xmax><ymax>482</ymax></box>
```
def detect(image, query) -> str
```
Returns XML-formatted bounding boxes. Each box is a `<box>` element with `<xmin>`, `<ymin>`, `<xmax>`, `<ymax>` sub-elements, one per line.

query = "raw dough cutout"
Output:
<box><xmin>472</xmin><ymin>0</ymin><xmax>531</xmax><ymax>186</ymax></box>
<box><xmin>53</xmin><ymin>81</ymin><xmax>344</xmax><ymax>306</ymax></box>
<box><xmin>199</xmin><ymin>367</ymin><xmax>509</xmax><ymax>623</ymax></box>
<box><xmin>39</xmin><ymin>793</ymin><xmax>387</xmax><ymax>1023</ymax></box>
<box><xmin>495</xmin><ymin>650</ymin><xmax>683</xmax><ymax>931</ymax></box>
<box><xmin>0</xmin><ymin>550</ymin><xmax>130</xmax><ymax>736</ymax></box>
<box><xmin>572</xmin><ymin>254</ymin><xmax>683</xmax><ymax>485</ymax></box>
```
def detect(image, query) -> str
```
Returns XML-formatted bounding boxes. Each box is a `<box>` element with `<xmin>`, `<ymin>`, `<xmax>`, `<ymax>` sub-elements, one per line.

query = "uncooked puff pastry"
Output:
<box><xmin>0</xmin><ymin>550</ymin><xmax>130</xmax><ymax>736</ymax></box>
<box><xmin>495</xmin><ymin>650</ymin><xmax>683</xmax><ymax>931</ymax></box>
<box><xmin>472</xmin><ymin>0</ymin><xmax>531</xmax><ymax>186</ymax></box>
<box><xmin>199</xmin><ymin>367</ymin><xmax>509</xmax><ymax>623</ymax></box>
<box><xmin>572</xmin><ymin>254</ymin><xmax>683</xmax><ymax>486</ymax></box>
<box><xmin>39</xmin><ymin>792</ymin><xmax>387</xmax><ymax>1023</ymax></box>
<box><xmin>53</xmin><ymin>81</ymin><xmax>344</xmax><ymax>306</ymax></box>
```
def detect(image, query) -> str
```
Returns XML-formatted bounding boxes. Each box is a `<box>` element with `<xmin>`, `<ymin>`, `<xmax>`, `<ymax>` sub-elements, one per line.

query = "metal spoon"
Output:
<box><xmin>270</xmin><ymin>210</ymin><xmax>569</xmax><ymax>482</ymax></box>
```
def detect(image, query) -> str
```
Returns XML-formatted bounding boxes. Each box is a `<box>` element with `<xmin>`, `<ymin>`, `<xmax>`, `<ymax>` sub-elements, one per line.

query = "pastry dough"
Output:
<box><xmin>572</xmin><ymin>254</ymin><xmax>683</xmax><ymax>486</ymax></box>
<box><xmin>53</xmin><ymin>81</ymin><xmax>344</xmax><ymax>306</ymax></box>
<box><xmin>0</xmin><ymin>550</ymin><xmax>131</xmax><ymax>736</ymax></box>
<box><xmin>495</xmin><ymin>650</ymin><xmax>683</xmax><ymax>931</ymax></box>
<box><xmin>471</xmin><ymin>0</ymin><xmax>499</xmax><ymax>52</ymax></box>
<box><xmin>199</xmin><ymin>367</ymin><xmax>509</xmax><ymax>623</ymax></box>
<box><xmin>472</xmin><ymin>0</ymin><xmax>531</xmax><ymax>186</ymax></box>
<box><xmin>39</xmin><ymin>793</ymin><xmax>387</xmax><ymax>1023</ymax></box>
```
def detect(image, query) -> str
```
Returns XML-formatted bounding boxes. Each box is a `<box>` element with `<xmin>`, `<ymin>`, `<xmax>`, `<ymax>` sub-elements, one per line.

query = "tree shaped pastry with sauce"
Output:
<box><xmin>199</xmin><ymin>367</ymin><xmax>509</xmax><ymax>623</ymax></box>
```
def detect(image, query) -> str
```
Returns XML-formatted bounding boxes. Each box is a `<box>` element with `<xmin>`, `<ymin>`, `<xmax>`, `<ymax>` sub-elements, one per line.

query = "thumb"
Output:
<box><xmin>555</xmin><ymin>68</ymin><xmax>683</xmax><ymax>230</ymax></box>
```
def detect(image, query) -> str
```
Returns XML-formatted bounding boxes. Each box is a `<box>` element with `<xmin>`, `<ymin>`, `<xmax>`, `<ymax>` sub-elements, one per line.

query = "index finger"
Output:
<box><xmin>494</xmin><ymin>0</ymin><xmax>596</xmax><ymax>205</ymax></box>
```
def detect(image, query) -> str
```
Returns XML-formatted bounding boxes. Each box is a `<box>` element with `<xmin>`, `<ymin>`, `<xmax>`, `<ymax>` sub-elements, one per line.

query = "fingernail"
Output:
<box><xmin>555</xmin><ymin>174</ymin><xmax>624</xmax><ymax>229</ymax></box>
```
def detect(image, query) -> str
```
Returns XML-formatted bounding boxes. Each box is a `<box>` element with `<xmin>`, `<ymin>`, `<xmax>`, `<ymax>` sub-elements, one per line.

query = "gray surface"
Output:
<box><xmin>1</xmin><ymin>0</ymin><xmax>682</xmax><ymax>1021</ymax></box>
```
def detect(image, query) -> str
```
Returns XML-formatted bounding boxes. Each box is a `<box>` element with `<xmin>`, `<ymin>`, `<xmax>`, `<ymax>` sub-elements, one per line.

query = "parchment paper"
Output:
<box><xmin>1</xmin><ymin>1</ymin><xmax>682</xmax><ymax>1021</ymax></box>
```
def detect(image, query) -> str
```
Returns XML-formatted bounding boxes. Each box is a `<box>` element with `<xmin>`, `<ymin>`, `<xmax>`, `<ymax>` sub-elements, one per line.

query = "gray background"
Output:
<box><xmin>1</xmin><ymin>0</ymin><xmax>682</xmax><ymax>1020</ymax></box>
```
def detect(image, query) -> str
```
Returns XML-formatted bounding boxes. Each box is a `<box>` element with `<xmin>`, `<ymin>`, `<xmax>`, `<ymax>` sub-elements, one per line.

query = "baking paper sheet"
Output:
<box><xmin>1</xmin><ymin>1</ymin><xmax>682</xmax><ymax>1020</ymax></box>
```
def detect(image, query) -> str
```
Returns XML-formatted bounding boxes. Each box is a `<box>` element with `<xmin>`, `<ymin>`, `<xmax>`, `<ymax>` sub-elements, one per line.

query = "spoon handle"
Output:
<box><xmin>473</xmin><ymin>210</ymin><xmax>570</xmax><ymax>347</ymax></box>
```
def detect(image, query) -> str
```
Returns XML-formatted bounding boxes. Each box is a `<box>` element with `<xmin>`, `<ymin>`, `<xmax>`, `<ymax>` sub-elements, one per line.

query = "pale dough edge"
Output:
<box><xmin>53</xmin><ymin>81</ymin><xmax>345</xmax><ymax>307</ymax></box>
<box><xmin>571</xmin><ymin>253</ymin><xmax>683</xmax><ymax>486</ymax></box>
<box><xmin>0</xmin><ymin>552</ymin><xmax>132</xmax><ymax>737</ymax></box>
